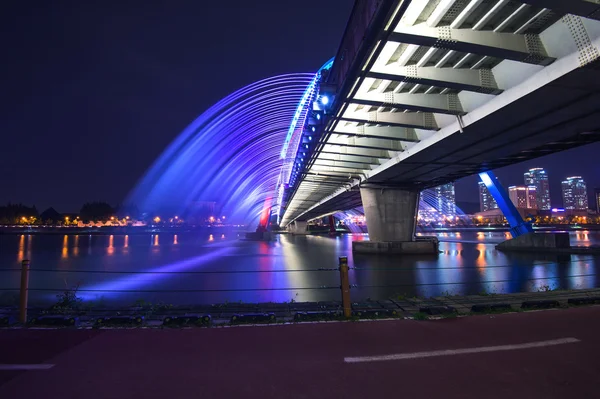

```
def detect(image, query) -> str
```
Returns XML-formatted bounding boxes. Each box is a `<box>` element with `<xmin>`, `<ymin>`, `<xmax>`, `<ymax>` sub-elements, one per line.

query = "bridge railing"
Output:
<box><xmin>0</xmin><ymin>258</ymin><xmax>351</xmax><ymax>324</ymax></box>
<box><xmin>327</xmin><ymin>0</ymin><xmax>383</xmax><ymax>88</ymax></box>
<box><xmin>1</xmin><ymin>255</ymin><xmax>598</xmax><ymax>325</ymax></box>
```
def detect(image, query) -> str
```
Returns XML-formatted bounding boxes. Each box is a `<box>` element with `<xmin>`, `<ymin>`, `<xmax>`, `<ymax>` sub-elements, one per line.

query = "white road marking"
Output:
<box><xmin>0</xmin><ymin>364</ymin><xmax>55</xmax><ymax>370</ymax></box>
<box><xmin>344</xmin><ymin>337</ymin><xmax>581</xmax><ymax>364</ymax></box>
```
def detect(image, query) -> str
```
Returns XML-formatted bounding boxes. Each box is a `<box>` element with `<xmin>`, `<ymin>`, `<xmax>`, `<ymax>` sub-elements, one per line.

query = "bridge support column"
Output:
<box><xmin>291</xmin><ymin>220</ymin><xmax>309</xmax><ymax>235</ymax></box>
<box><xmin>352</xmin><ymin>187</ymin><xmax>438</xmax><ymax>254</ymax></box>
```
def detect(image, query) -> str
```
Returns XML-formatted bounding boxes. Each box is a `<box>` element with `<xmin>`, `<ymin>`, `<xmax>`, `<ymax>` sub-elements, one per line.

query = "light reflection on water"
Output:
<box><xmin>0</xmin><ymin>230</ymin><xmax>598</xmax><ymax>306</ymax></box>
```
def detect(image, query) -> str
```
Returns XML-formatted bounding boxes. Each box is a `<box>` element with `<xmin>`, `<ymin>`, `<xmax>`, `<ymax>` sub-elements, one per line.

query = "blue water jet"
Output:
<box><xmin>127</xmin><ymin>73</ymin><xmax>319</xmax><ymax>225</ymax></box>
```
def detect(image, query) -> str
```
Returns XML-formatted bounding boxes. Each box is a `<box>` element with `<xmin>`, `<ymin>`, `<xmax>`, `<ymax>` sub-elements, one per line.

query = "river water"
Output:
<box><xmin>0</xmin><ymin>230</ymin><xmax>598</xmax><ymax>307</ymax></box>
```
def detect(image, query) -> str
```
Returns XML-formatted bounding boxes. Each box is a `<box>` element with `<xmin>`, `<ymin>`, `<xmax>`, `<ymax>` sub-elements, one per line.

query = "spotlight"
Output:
<box><xmin>321</xmin><ymin>95</ymin><xmax>329</xmax><ymax>105</ymax></box>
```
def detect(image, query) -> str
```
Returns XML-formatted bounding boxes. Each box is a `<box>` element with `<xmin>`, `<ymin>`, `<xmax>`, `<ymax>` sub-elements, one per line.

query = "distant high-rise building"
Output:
<box><xmin>595</xmin><ymin>188</ymin><xmax>600</xmax><ymax>212</ymax></box>
<box><xmin>508</xmin><ymin>186</ymin><xmax>537</xmax><ymax>209</ymax></box>
<box><xmin>524</xmin><ymin>167</ymin><xmax>550</xmax><ymax>210</ymax></box>
<box><xmin>478</xmin><ymin>181</ymin><xmax>498</xmax><ymax>212</ymax></box>
<box><xmin>433</xmin><ymin>183</ymin><xmax>456</xmax><ymax>215</ymax></box>
<box><xmin>561</xmin><ymin>177</ymin><xmax>588</xmax><ymax>210</ymax></box>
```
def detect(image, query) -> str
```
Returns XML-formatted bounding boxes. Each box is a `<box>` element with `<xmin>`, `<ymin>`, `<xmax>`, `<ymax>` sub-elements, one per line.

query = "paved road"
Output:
<box><xmin>1</xmin><ymin>307</ymin><xmax>599</xmax><ymax>398</ymax></box>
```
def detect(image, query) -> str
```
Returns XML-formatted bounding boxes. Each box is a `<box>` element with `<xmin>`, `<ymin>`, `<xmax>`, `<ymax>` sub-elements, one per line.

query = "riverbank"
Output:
<box><xmin>2</xmin><ymin>286</ymin><xmax>600</xmax><ymax>328</ymax></box>
<box><xmin>0</xmin><ymin>226</ymin><xmax>246</xmax><ymax>235</ymax></box>
<box><xmin>2</xmin><ymin>224</ymin><xmax>599</xmax><ymax>236</ymax></box>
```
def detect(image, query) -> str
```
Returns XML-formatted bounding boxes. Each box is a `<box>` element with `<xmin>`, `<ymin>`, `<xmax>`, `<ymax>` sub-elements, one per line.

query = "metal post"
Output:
<box><xmin>338</xmin><ymin>257</ymin><xmax>351</xmax><ymax>318</ymax></box>
<box><xmin>19</xmin><ymin>259</ymin><xmax>30</xmax><ymax>324</ymax></box>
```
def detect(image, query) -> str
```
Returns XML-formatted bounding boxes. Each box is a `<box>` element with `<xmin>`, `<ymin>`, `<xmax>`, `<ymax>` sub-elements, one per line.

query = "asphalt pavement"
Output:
<box><xmin>1</xmin><ymin>306</ymin><xmax>599</xmax><ymax>398</ymax></box>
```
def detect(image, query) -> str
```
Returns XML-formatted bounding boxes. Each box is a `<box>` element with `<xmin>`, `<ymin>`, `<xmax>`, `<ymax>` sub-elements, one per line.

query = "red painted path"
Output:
<box><xmin>1</xmin><ymin>307</ymin><xmax>599</xmax><ymax>398</ymax></box>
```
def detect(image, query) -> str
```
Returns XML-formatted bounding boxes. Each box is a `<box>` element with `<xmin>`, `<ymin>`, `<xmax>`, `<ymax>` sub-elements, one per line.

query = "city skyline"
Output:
<box><xmin>455</xmin><ymin>145</ymin><xmax>600</xmax><ymax>213</ymax></box>
<box><xmin>469</xmin><ymin>165</ymin><xmax>598</xmax><ymax>214</ymax></box>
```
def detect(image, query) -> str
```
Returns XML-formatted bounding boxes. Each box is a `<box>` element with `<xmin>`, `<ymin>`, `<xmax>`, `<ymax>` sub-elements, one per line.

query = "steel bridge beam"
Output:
<box><xmin>319</xmin><ymin>151</ymin><xmax>384</xmax><ymax>164</ymax></box>
<box><xmin>332</xmin><ymin>124</ymin><xmax>421</xmax><ymax>141</ymax></box>
<box><xmin>391</xmin><ymin>22</ymin><xmax>555</xmax><ymax>66</ymax></box>
<box><xmin>314</xmin><ymin>159</ymin><xmax>377</xmax><ymax>169</ymax></box>
<box><xmin>353</xmin><ymin>92</ymin><xmax>464</xmax><ymax>115</ymax></box>
<box><xmin>311</xmin><ymin>165</ymin><xmax>368</xmax><ymax>174</ymax></box>
<box><xmin>368</xmin><ymin>65</ymin><xmax>502</xmax><ymax>94</ymax></box>
<box><xmin>323</xmin><ymin>144</ymin><xmax>398</xmax><ymax>159</ymax></box>
<box><xmin>521</xmin><ymin>0</ymin><xmax>600</xmax><ymax>21</ymax></box>
<box><xmin>340</xmin><ymin>109</ymin><xmax>439</xmax><ymax>130</ymax></box>
<box><xmin>326</xmin><ymin>135</ymin><xmax>407</xmax><ymax>152</ymax></box>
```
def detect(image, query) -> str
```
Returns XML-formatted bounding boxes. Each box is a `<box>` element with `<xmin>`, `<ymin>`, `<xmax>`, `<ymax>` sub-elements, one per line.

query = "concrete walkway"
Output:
<box><xmin>1</xmin><ymin>306</ymin><xmax>600</xmax><ymax>398</ymax></box>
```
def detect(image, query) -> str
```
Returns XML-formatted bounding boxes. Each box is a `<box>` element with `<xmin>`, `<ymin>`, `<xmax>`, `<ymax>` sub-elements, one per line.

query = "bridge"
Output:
<box><xmin>277</xmin><ymin>0</ymin><xmax>600</xmax><ymax>252</ymax></box>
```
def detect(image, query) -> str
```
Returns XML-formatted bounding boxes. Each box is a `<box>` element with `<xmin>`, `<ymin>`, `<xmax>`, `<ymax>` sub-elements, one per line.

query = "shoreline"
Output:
<box><xmin>2</xmin><ymin>224</ymin><xmax>600</xmax><ymax>236</ymax></box>
<box><xmin>2</xmin><ymin>287</ymin><xmax>599</xmax><ymax>327</ymax></box>
<box><xmin>0</xmin><ymin>226</ymin><xmax>247</xmax><ymax>236</ymax></box>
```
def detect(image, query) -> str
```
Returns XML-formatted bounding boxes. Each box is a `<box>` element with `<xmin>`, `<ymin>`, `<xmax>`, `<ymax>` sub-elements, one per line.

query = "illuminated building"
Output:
<box><xmin>508</xmin><ymin>186</ymin><xmax>537</xmax><ymax>209</ymax></box>
<box><xmin>433</xmin><ymin>183</ymin><xmax>455</xmax><ymax>216</ymax></box>
<box><xmin>595</xmin><ymin>187</ymin><xmax>600</xmax><ymax>212</ymax></box>
<box><xmin>561</xmin><ymin>176</ymin><xmax>588</xmax><ymax>210</ymax></box>
<box><xmin>524</xmin><ymin>167</ymin><xmax>551</xmax><ymax>210</ymax></box>
<box><xmin>478</xmin><ymin>181</ymin><xmax>498</xmax><ymax>212</ymax></box>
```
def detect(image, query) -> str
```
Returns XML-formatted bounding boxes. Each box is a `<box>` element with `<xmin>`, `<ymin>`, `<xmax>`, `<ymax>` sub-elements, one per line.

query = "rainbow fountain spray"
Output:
<box><xmin>128</xmin><ymin>62</ymin><xmax>333</xmax><ymax>231</ymax></box>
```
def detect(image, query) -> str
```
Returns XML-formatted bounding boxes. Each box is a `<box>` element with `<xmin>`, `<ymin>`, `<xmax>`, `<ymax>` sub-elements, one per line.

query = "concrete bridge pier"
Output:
<box><xmin>291</xmin><ymin>220</ymin><xmax>309</xmax><ymax>235</ymax></box>
<box><xmin>352</xmin><ymin>187</ymin><xmax>438</xmax><ymax>254</ymax></box>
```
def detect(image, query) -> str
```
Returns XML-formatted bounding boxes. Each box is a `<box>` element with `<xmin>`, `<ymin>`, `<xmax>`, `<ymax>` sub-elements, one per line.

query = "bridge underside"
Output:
<box><xmin>295</xmin><ymin>61</ymin><xmax>600</xmax><ymax>221</ymax></box>
<box><xmin>281</xmin><ymin>0</ymin><xmax>600</xmax><ymax>225</ymax></box>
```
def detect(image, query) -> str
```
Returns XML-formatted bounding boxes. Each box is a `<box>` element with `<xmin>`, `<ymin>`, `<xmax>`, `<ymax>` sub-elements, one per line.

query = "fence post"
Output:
<box><xmin>19</xmin><ymin>259</ymin><xmax>30</xmax><ymax>324</ymax></box>
<box><xmin>338</xmin><ymin>256</ymin><xmax>351</xmax><ymax>318</ymax></box>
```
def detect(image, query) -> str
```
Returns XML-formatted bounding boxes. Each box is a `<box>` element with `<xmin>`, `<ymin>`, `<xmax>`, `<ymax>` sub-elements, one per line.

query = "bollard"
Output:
<box><xmin>20</xmin><ymin>259</ymin><xmax>30</xmax><ymax>324</ymax></box>
<box><xmin>338</xmin><ymin>256</ymin><xmax>351</xmax><ymax>318</ymax></box>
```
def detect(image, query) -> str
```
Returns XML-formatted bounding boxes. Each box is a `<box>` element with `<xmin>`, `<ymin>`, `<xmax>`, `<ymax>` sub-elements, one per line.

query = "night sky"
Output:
<box><xmin>1</xmin><ymin>0</ymin><xmax>352</xmax><ymax>212</ymax></box>
<box><xmin>1</xmin><ymin>1</ymin><xmax>599</xmax><ymax>213</ymax></box>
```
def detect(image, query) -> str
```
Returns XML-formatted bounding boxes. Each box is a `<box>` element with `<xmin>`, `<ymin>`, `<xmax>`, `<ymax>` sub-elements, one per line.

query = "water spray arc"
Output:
<box><xmin>127</xmin><ymin>74</ymin><xmax>317</xmax><ymax>225</ymax></box>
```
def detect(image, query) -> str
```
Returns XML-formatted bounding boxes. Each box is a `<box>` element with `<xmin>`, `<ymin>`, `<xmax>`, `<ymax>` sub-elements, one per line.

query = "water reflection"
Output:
<box><xmin>1</xmin><ymin>230</ymin><xmax>599</xmax><ymax>306</ymax></box>
<box><xmin>17</xmin><ymin>235</ymin><xmax>25</xmax><ymax>262</ymax></box>
<box><xmin>575</xmin><ymin>231</ymin><xmax>590</xmax><ymax>246</ymax></box>
<box><xmin>475</xmin><ymin>243</ymin><xmax>487</xmax><ymax>276</ymax></box>
<box><xmin>107</xmin><ymin>235</ymin><xmax>115</xmax><ymax>256</ymax></box>
<box><xmin>26</xmin><ymin>235</ymin><xmax>32</xmax><ymax>260</ymax></box>
<box><xmin>568</xmin><ymin>255</ymin><xmax>595</xmax><ymax>290</ymax></box>
<box><xmin>61</xmin><ymin>235</ymin><xmax>68</xmax><ymax>259</ymax></box>
<box><xmin>73</xmin><ymin>235</ymin><xmax>79</xmax><ymax>256</ymax></box>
